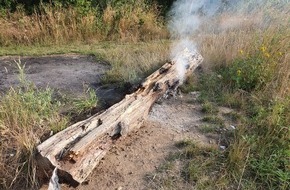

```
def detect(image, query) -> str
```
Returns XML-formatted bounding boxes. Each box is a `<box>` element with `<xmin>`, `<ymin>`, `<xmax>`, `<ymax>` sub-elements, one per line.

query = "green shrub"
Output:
<box><xmin>218</xmin><ymin>30</ymin><xmax>287</xmax><ymax>93</ymax></box>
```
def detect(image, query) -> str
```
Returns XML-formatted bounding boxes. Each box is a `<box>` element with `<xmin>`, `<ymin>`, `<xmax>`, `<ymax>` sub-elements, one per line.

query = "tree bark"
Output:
<box><xmin>36</xmin><ymin>49</ymin><xmax>203</xmax><ymax>185</ymax></box>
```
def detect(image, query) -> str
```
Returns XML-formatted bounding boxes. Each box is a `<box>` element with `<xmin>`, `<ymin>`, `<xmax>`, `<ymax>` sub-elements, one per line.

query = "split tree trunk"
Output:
<box><xmin>36</xmin><ymin>49</ymin><xmax>203</xmax><ymax>185</ymax></box>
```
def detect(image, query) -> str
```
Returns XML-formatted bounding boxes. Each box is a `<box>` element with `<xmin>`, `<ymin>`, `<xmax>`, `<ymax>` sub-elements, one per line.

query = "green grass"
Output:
<box><xmin>0</xmin><ymin>62</ymin><xmax>101</xmax><ymax>189</ymax></box>
<box><xmin>194</xmin><ymin>30</ymin><xmax>290</xmax><ymax>189</ymax></box>
<box><xmin>199</xmin><ymin>124</ymin><xmax>218</xmax><ymax>134</ymax></box>
<box><xmin>202</xmin><ymin>116</ymin><xmax>224</xmax><ymax>126</ymax></box>
<box><xmin>179</xmin><ymin>74</ymin><xmax>198</xmax><ymax>93</ymax></box>
<box><xmin>147</xmin><ymin>140</ymin><xmax>228</xmax><ymax>189</ymax></box>
<box><xmin>71</xmin><ymin>87</ymin><xmax>98</xmax><ymax>114</ymax></box>
<box><xmin>0</xmin><ymin>83</ymin><xmax>67</xmax><ymax>188</ymax></box>
<box><xmin>201</xmin><ymin>101</ymin><xmax>219</xmax><ymax>114</ymax></box>
<box><xmin>148</xmin><ymin>6</ymin><xmax>289</xmax><ymax>188</ymax></box>
<box><xmin>223</xmin><ymin>111</ymin><xmax>242</xmax><ymax>123</ymax></box>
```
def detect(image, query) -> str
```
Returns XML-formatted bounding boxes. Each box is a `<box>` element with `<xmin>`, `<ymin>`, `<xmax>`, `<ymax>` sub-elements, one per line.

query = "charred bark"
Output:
<box><xmin>36</xmin><ymin>49</ymin><xmax>203</xmax><ymax>185</ymax></box>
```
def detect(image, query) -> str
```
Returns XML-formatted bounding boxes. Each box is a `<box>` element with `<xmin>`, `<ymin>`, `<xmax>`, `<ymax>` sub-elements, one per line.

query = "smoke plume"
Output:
<box><xmin>168</xmin><ymin>0</ymin><xmax>289</xmax><ymax>82</ymax></box>
<box><xmin>168</xmin><ymin>0</ymin><xmax>222</xmax><ymax>82</ymax></box>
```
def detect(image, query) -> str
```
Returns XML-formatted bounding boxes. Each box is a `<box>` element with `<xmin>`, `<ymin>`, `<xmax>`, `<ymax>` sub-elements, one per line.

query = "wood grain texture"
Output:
<box><xmin>36</xmin><ymin>49</ymin><xmax>203</xmax><ymax>184</ymax></box>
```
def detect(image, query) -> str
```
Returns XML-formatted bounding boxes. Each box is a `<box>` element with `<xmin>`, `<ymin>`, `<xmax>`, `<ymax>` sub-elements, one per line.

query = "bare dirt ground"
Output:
<box><xmin>67</xmin><ymin>94</ymin><xmax>234</xmax><ymax>190</ymax></box>
<box><xmin>75</xmin><ymin>95</ymin><xmax>212</xmax><ymax>190</ymax></box>
<box><xmin>0</xmin><ymin>55</ymin><xmax>126</xmax><ymax>106</ymax></box>
<box><xmin>1</xmin><ymin>55</ymin><xmax>234</xmax><ymax>190</ymax></box>
<box><xmin>0</xmin><ymin>55</ymin><xmax>106</xmax><ymax>95</ymax></box>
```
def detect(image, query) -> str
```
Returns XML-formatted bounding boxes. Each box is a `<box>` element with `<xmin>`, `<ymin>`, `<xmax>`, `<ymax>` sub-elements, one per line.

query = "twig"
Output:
<box><xmin>237</xmin><ymin>148</ymin><xmax>250</xmax><ymax>190</ymax></box>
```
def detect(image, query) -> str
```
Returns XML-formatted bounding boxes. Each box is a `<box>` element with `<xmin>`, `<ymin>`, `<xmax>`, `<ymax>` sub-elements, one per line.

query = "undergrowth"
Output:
<box><xmin>0</xmin><ymin>1</ymin><xmax>289</xmax><ymax>189</ymax></box>
<box><xmin>150</xmin><ymin>3</ymin><xmax>289</xmax><ymax>189</ymax></box>
<box><xmin>0</xmin><ymin>62</ymin><xmax>98</xmax><ymax>189</ymax></box>
<box><xmin>148</xmin><ymin>141</ymin><xmax>229</xmax><ymax>189</ymax></box>
<box><xmin>195</xmin><ymin>25</ymin><xmax>290</xmax><ymax>189</ymax></box>
<box><xmin>0</xmin><ymin>0</ymin><xmax>167</xmax><ymax>46</ymax></box>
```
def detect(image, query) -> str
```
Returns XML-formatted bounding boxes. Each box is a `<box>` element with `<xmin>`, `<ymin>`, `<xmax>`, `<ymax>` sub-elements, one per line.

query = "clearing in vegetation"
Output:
<box><xmin>0</xmin><ymin>0</ymin><xmax>289</xmax><ymax>189</ymax></box>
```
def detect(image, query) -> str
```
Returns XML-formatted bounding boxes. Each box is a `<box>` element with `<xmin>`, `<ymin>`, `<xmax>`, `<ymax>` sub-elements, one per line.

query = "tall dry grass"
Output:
<box><xmin>196</xmin><ymin>5</ymin><xmax>290</xmax><ymax>99</ymax></box>
<box><xmin>0</xmin><ymin>61</ymin><xmax>101</xmax><ymax>189</ymax></box>
<box><xmin>98</xmin><ymin>41</ymin><xmax>171</xmax><ymax>84</ymax></box>
<box><xmin>193</xmin><ymin>5</ymin><xmax>290</xmax><ymax>189</ymax></box>
<box><xmin>0</xmin><ymin>83</ymin><xmax>67</xmax><ymax>188</ymax></box>
<box><xmin>0</xmin><ymin>1</ymin><xmax>167</xmax><ymax>46</ymax></box>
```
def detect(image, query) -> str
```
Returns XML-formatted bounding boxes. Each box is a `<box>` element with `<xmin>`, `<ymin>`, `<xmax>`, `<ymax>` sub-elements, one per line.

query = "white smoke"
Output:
<box><xmin>168</xmin><ymin>0</ymin><xmax>289</xmax><ymax>82</ymax></box>
<box><xmin>171</xmin><ymin>39</ymin><xmax>197</xmax><ymax>81</ymax></box>
<box><xmin>48</xmin><ymin>167</ymin><xmax>60</xmax><ymax>190</ymax></box>
<box><xmin>168</xmin><ymin>0</ymin><xmax>222</xmax><ymax>82</ymax></box>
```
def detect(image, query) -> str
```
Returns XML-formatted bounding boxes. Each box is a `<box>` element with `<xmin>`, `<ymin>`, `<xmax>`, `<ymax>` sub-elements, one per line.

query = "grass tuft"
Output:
<box><xmin>72</xmin><ymin>87</ymin><xmax>98</xmax><ymax>115</ymax></box>
<box><xmin>0</xmin><ymin>61</ymin><xmax>100</xmax><ymax>189</ymax></box>
<box><xmin>199</xmin><ymin>124</ymin><xmax>217</xmax><ymax>134</ymax></box>
<box><xmin>202</xmin><ymin>116</ymin><xmax>224</xmax><ymax>126</ymax></box>
<box><xmin>201</xmin><ymin>101</ymin><xmax>219</xmax><ymax>114</ymax></box>
<box><xmin>0</xmin><ymin>85</ymin><xmax>67</xmax><ymax>188</ymax></box>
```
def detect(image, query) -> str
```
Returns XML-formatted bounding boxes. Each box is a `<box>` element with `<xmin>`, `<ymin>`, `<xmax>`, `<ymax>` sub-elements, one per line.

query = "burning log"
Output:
<box><xmin>36</xmin><ymin>49</ymin><xmax>203</xmax><ymax>185</ymax></box>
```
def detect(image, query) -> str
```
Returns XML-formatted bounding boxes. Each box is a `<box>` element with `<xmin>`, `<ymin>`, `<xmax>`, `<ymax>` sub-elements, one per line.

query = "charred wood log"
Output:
<box><xmin>36</xmin><ymin>49</ymin><xmax>203</xmax><ymax>185</ymax></box>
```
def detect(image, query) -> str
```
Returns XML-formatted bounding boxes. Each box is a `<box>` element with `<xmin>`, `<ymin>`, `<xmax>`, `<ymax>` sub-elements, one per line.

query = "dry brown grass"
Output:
<box><xmin>0</xmin><ymin>86</ymin><xmax>67</xmax><ymax>188</ymax></box>
<box><xmin>103</xmin><ymin>2</ymin><xmax>167</xmax><ymax>42</ymax></box>
<box><xmin>98</xmin><ymin>41</ymin><xmax>171</xmax><ymax>84</ymax></box>
<box><xmin>196</xmin><ymin>7</ymin><xmax>290</xmax><ymax>99</ymax></box>
<box><xmin>0</xmin><ymin>61</ymin><xmax>101</xmax><ymax>189</ymax></box>
<box><xmin>193</xmin><ymin>7</ymin><xmax>290</xmax><ymax>190</ymax></box>
<box><xmin>196</xmin><ymin>7</ymin><xmax>289</xmax><ymax>69</ymax></box>
<box><xmin>0</xmin><ymin>2</ymin><xmax>168</xmax><ymax>46</ymax></box>
<box><xmin>0</xmin><ymin>6</ymin><xmax>102</xmax><ymax>46</ymax></box>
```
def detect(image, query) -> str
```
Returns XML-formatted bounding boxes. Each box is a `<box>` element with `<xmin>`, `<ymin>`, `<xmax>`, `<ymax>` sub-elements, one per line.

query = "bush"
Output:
<box><xmin>220</xmin><ymin>43</ymin><xmax>285</xmax><ymax>92</ymax></box>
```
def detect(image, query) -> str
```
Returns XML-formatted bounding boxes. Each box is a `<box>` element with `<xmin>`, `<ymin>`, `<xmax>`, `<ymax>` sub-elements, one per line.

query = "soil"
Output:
<box><xmin>75</xmin><ymin>95</ymin><xmax>214</xmax><ymax>190</ymax></box>
<box><xmin>0</xmin><ymin>55</ymin><xmax>235</xmax><ymax>190</ymax></box>
<box><xmin>0</xmin><ymin>55</ymin><xmax>126</xmax><ymax>106</ymax></box>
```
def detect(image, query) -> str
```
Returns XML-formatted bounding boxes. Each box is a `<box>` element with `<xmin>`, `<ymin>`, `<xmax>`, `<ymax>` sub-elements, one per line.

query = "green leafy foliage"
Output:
<box><xmin>220</xmin><ymin>45</ymin><xmax>284</xmax><ymax>92</ymax></box>
<box><xmin>197</xmin><ymin>42</ymin><xmax>289</xmax><ymax>189</ymax></box>
<box><xmin>72</xmin><ymin>88</ymin><xmax>98</xmax><ymax>114</ymax></box>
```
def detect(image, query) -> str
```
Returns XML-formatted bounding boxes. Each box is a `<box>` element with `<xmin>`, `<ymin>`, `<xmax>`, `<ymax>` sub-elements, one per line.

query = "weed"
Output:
<box><xmin>72</xmin><ymin>87</ymin><xmax>98</xmax><ymax>114</ymax></box>
<box><xmin>246</xmin><ymin>100</ymin><xmax>290</xmax><ymax>189</ymax></box>
<box><xmin>223</xmin><ymin>111</ymin><xmax>242</xmax><ymax>123</ymax></box>
<box><xmin>202</xmin><ymin>116</ymin><xmax>224</xmax><ymax>126</ymax></box>
<box><xmin>175</xmin><ymin>139</ymin><xmax>193</xmax><ymax>148</ymax></box>
<box><xmin>195</xmin><ymin>22</ymin><xmax>290</xmax><ymax>190</ymax></box>
<box><xmin>197</xmin><ymin>72</ymin><xmax>225</xmax><ymax>103</ymax></box>
<box><xmin>0</xmin><ymin>85</ymin><xmax>66</xmax><ymax>188</ymax></box>
<box><xmin>148</xmin><ymin>140</ymin><xmax>224</xmax><ymax>190</ymax></box>
<box><xmin>199</xmin><ymin>124</ymin><xmax>217</xmax><ymax>134</ymax></box>
<box><xmin>178</xmin><ymin>3</ymin><xmax>290</xmax><ymax>189</ymax></box>
<box><xmin>0</xmin><ymin>61</ymin><xmax>99</xmax><ymax>188</ymax></box>
<box><xmin>201</xmin><ymin>101</ymin><xmax>219</xmax><ymax>114</ymax></box>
